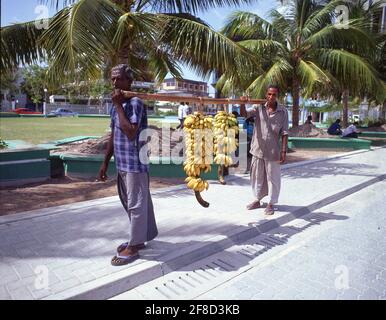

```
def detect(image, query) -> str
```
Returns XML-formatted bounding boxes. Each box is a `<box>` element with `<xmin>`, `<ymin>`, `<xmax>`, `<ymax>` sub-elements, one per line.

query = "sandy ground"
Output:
<box><xmin>0</xmin><ymin>148</ymin><xmax>348</xmax><ymax>216</ymax></box>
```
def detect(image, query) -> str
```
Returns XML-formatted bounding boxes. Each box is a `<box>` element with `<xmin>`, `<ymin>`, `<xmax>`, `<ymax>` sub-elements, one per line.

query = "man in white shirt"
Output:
<box><xmin>342</xmin><ymin>122</ymin><xmax>361</xmax><ymax>138</ymax></box>
<box><xmin>177</xmin><ymin>102</ymin><xmax>187</xmax><ymax>129</ymax></box>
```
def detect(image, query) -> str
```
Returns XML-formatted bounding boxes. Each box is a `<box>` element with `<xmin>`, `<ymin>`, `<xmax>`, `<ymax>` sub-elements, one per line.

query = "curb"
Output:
<box><xmin>45</xmin><ymin>172</ymin><xmax>386</xmax><ymax>300</ymax></box>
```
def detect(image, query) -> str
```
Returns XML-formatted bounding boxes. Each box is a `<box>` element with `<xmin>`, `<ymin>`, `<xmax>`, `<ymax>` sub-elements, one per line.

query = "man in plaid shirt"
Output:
<box><xmin>99</xmin><ymin>64</ymin><xmax>158</xmax><ymax>266</ymax></box>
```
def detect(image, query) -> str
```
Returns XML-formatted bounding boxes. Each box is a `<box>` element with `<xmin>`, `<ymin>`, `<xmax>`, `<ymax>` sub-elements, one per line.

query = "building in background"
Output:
<box><xmin>158</xmin><ymin>78</ymin><xmax>209</xmax><ymax>97</ymax></box>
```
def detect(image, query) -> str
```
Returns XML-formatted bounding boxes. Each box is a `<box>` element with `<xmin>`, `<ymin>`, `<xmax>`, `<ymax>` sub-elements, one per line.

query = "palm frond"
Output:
<box><xmin>158</xmin><ymin>13</ymin><xmax>258</xmax><ymax>78</ymax></box>
<box><xmin>41</xmin><ymin>0</ymin><xmax>121</xmax><ymax>82</ymax></box>
<box><xmin>316</xmin><ymin>48</ymin><xmax>383</xmax><ymax>99</ymax></box>
<box><xmin>268</xmin><ymin>9</ymin><xmax>294</xmax><ymax>43</ymax></box>
<box><xmin>221</xmin><ymin>11</ymin><xmax>281</xmax><ymax>40</ymax></box>
<box><xmin>1</xmin><ymin>21</ymin><xmax>46</xmax><ymax>71</ymax></box>
<box><xmin>246</xmin><ymin>58</ymin><xmax>292</xmax><ymax>98</ymax></box>
<box><xmin>304</xmin><ymin>20</ymin><xmax>377</xmax><ymax>58</ymax></box>
<box><xmin>302</xmin><ymin>0</ymin><xmax>344</xmax><ymax>38</ymax></box>
<box><xmin>148</xmin><ymin>0</ymin><xmax>254</xmax><ymax>14</ymax></box>
<box><xmin>297</xmin><ymin>59</ymin><xmax>331</xmax><ymax>97</ymax></box>
<box><xmin>238</xmin><ymin>39</ymin><xmax>287</xmax><ymax>56</ymax></box>
<box><xmin>113</xmin><ymin>12</ymin><xmax>158</xmax><ymax>52</ymax></box>
<box><xmin>147</xmin><ymin>46</ymin><xmax>183</xmax><ymax>81</ymax></box>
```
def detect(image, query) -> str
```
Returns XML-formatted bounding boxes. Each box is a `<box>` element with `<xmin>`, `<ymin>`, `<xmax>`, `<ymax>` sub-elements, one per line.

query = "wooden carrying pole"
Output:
<box><xmin>121</xmin><ymin>90</ymin><xmax>266</xmax><ymax>105</ymax></box>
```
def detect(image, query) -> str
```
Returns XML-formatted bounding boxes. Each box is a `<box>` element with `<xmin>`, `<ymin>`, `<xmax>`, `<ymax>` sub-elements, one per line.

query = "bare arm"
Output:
<box><xmin>279</xmin><ymin>108</ymin><xmax>289</xmax><ymax>164</ymax></box>
<box><xmin>240</xmin><ymin>103</ymin><xmax>247</xmax><ymax>118</ymax></box>
<box><xmin>104</xmin><ymin>131</ymin><xmax>114</xmax><ymax>164</ymax></box>
<box><xmin>98</xmin><ymin>131</ymin><xmax>114</xmax><ymax>181</ymax></box>
<box><xmin>240</xmin><ymin>96</ymin><xmax>257</xmax><ymax>118</ymax></box>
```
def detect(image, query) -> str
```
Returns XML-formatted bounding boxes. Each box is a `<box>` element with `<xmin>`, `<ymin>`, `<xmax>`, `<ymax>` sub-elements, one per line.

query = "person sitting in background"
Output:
<box><xmin>342</xmin><ymin>122</ymin><xmax>361</xmax><ymax>138</ymax></box>
<box><xmin>305</xmin><ymin>115</ymin><xmax>313</xmax><ymax>125</ymax></box>
<box><xmin>328</xmin><ymin>119</ymin><xmax>342</xmax><ymax>135</ymax></box>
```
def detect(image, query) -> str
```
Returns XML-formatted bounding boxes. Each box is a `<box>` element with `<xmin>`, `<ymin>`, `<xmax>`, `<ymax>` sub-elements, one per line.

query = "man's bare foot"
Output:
<box><xmin>117</xmin><ymin>242</ymin><xmax>146</xmax><ymax>253</ymax></box>
<box><xmin>247</xmin><ymin>200</ymin><xmax>261</xmax><ymax>210</ymax></box>
<box><xmin>264</xmin><ymin>203</ymin><xmax>274</xmax><ymax>215</ymax></box>
<box><xmin>119</xmin><ymin>246</ymin><xmax>138</xmax><ymax>257</ymax></box>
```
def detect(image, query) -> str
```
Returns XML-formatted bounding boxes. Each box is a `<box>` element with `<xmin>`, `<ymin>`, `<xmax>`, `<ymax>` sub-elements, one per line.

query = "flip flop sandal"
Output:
<box><xmin>247</xmin><ymin>201</ymin><xmax>261</xmax><ymax>210</ymax></box>
<box><xmin>117</xmin><ymin>242</ymin><xmax>146</xmax><ymax>253</ymax></box>
<box><xmin>117</xmin><ymin>242</ymin><xmax>129</xmax><ymax>253</ymax></box>
<box><xmin>111</xmin><ymin>253</ymin><xmax>139</xmax><ymax>266</ymax></box>
<box><xmin>264</xmin><ymin>207</ymin><xmax>275</xmax><ymax>215</ymax></box>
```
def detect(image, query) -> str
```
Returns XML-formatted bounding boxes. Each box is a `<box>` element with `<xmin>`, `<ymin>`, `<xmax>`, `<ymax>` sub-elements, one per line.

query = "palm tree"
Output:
<box><xmin>329</xmin><ymin>0</ymin><xmax>386</xmax><ymax>126</ymax></box>
<box><xmin>217</xmin><ymin>0</ymin><xmax>384</xmax><ymax>127</ymax></box>
<box><xmin>1</xmin><ymin>0</ymin><xmax>256</xmax><ymax>85</ymax></box>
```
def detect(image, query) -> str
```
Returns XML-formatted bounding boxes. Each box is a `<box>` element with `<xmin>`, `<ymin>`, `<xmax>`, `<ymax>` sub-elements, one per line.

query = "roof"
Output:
<box><xmin>163</xmin><ymin>78</ymin><xmax>207</xmax><ymax>85</ymax></box>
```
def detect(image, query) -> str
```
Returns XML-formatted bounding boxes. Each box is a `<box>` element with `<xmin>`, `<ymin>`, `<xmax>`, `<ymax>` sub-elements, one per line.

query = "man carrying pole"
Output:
<box><xmin>99</xmin><ymin>64</ymin><xmax>158</xmax><ymax>265</ymax></box>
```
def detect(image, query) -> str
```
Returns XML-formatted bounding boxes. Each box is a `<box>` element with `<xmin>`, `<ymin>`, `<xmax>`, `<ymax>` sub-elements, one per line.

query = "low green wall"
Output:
<box><xmin>0</xmin><ymin>112</ymin><xmax>20</xmax><ymax>118</ymax></box>
<box><xmin>19</xmin><ymin>114</ymin><xmax>45</xmax><ymax>118</ymax></box>
<box><xmin>360</xmin><ymin>132</ymin><xmax>386</xmax><ymax>138</ymax></box>
<box><xmin>0</xmin><ymin>148</ymin><xmax>50</xmax><ymax>162</ymax></box>
<box><xmin>0</xmin><ymin>147</ymin><xmax>51</xmax><ymax>186</ymax></box>
<box><xmin>78</xmin><ymin>114</ymin><xmax>110</xmax><ymax>118</ymax></box>
<box><xmin>288</xmin><ymin>137</ymin><xmax>371</xmax><ymax>150</ymax></box>
<box><xmin>53</xmin><ymin>153</ymin><xmax>219</xmax><ymax>179</ymax></box>
<box><xmin>53</xmin><ymin>136</ymin><xmax>101</xmax><ymax>145</ymax></box>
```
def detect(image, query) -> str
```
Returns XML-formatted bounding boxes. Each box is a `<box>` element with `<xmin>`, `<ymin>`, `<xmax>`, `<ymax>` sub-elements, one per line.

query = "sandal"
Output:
<box><xmin>111</xmin><ymin>253</ymin><xmax>139</xmax><ymax>266</ymax></box>
<box><xmin>264</xmin><ymin>205</ymin><xmax>274</xmax><ymax>215</ymax></box>
<box><xmin>117</xmin><ymin>242</ymin><xmax>146</xmax><ymax>253</ymax></box>
<box><xmin>247</xmin><ymin>200</ymin><xmax>261</xmax><ymax>210</ymax></box>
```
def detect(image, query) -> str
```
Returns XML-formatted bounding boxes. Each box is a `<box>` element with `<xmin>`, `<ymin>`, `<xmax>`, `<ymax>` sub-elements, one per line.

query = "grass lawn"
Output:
<box><xmin>0</xmin><ymin>117</ymin><xmax>177</xmax><ymax>144</ymax></box>
<box><xmin>0</xmin><ymin>117</ymin><xmax>111</xmax><ymax>144</ymax></box>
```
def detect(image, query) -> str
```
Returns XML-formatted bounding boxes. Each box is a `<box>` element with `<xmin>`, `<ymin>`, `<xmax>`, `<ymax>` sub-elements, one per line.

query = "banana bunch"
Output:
<box><xmin>183</xmin><ymin>112</ymin><xmax>213</xmax><ymax>192</ymax></box>
<box><xmin>213</xmin><ymin>111</ymin><xmax>239</xmax><ymax>167</ymax></box>
<box><xmin>185</xmin><ymin>176</ymin><xmax>209</xmax><ymax>192</ymax></box>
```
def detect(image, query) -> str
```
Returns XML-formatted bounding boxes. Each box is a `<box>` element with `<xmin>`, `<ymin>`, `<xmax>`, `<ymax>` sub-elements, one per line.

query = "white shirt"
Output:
<box><xmin>342</xmin><ymin>124</ymin><xmax>357</xmax><ymax>137</ymax></box>
<box><xmin>178</xmin><ymin>104</ymin><xmax>188</xmax><ymax>119</ymax></box>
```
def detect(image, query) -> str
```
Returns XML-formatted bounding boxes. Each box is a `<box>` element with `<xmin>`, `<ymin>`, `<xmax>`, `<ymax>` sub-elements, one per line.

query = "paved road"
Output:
<box><xmin>113</xmin><ymin>179</ymin><xmax>386</xmax><ymax>300</ymax></box>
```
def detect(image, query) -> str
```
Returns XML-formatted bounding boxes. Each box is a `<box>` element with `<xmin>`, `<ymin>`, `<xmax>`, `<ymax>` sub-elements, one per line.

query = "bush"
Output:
<box><xmin>0</xmin><ymin>137</ymin><xmax>8</xmax><ymax>149</ymax></box>
<box><xmin>367</xmin><ymin>118</ymin><xmax>386</xmax><ymax>127</ymax></box>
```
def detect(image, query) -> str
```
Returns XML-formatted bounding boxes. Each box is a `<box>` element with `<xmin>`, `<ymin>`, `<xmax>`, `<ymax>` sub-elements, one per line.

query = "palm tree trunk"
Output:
<box><xmin>342</xmin><ymin>89</ymin><xmax>349</xmax><ymax>127</ymax></box>
<box><xmin>292</xmin><ymin>77</ymin><xmax>300</xmax><ymax>127</ymax></box>
<box><xmin>117</xmin><ymin>40</ymin><xmax>130</xmax><ymax>65</ymax></box>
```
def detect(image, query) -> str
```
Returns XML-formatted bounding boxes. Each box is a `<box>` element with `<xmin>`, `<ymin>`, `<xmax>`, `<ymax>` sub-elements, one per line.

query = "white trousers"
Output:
<box><xmin>250</xmin><ymin>156</ymin><xmax>281</xmax><ymax>204</ymax></box>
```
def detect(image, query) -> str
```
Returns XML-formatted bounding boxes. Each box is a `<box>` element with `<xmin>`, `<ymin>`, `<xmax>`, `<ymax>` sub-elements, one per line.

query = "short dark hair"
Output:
<box><xmin>111</xmin><ymin>64</ymin><xmax>134</xmax><ymax>81</ymax></box>
<box><xmin>267</xmin><ymin>85</ymin><xmax>280</xmax><ymax>94</ymax></box>
<box><xmin>336</xmin><ymin>119</ymin><xmax>341</xmax><ymax>123</ymax></box>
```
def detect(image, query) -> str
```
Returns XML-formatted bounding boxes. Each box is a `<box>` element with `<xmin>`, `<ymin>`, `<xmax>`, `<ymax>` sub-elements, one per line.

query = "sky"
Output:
<box><xmin>1</xmin><ymin>0</ymin><xmax>278</xmax><ymax>92</ymax></box>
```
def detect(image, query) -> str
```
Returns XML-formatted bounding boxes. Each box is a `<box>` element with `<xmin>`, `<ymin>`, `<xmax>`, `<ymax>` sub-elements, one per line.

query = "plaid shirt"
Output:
<box><xmin>110</xmin><ymin>97</ymin><xmax>149</xmax><ymax>173</ymax></box>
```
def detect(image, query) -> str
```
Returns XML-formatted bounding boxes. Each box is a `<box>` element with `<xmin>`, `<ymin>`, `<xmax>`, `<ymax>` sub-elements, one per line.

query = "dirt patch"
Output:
<box><xmin>54</xmin><ymin>126</ymin><xmax>183</xmax><ymax>156</ymax></box>
<box><xmin>289</xmin><ymin>123</ymin><xmax>330</xmax><ymax>138</ymax></box>
<box><xmin>0</xmin><ymin>176</ymin><xmax>184</xmax><ymax>216</ymax></box>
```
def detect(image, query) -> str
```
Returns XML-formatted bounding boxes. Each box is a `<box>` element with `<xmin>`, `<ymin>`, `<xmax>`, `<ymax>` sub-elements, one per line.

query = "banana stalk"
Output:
<box><xmin>183</xmin><ymin>112</ymin><xmax>213</xmax><ymax>208</ymax></box>
<box><xmin>213</xmin><ymin>111</ymin><xmax>239</xmax><ymax>185</ymax></box>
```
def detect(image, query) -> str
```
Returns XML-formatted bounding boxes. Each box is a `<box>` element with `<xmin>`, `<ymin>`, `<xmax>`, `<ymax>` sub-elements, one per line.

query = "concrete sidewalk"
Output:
<box><xmin>0</xmin><ymin>147</ymin><xmax>385</xmax><ymax>300</ymax></box>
